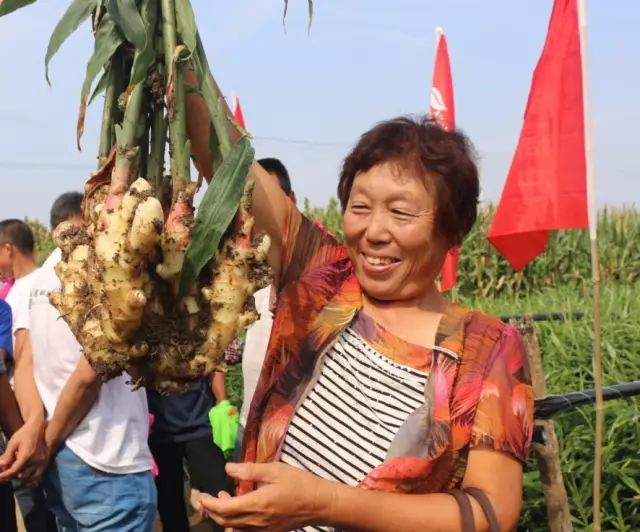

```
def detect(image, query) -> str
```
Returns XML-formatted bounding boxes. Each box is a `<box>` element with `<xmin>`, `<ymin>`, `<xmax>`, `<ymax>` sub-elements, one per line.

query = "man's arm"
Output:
<box><xmin>13</xmin><ymin>330</ymin><xmax>45</xmax><ymax>427</ymax></box>
<box><xmin>0</xmin><ymin>349</ymin><xmax>22</xmax><ymax>437</ymax></box>
<box><xmin>0</xmin><ymin>331</ymin><xmax>46</xmax><ymax>480</ymax></box>
<box><xmin>44</xmin><ymin>355</ymin><xmax>102</xmax><ymax>452</ymax></box>
<box><xmin>211</xmin><ymin>370</ymin><xmax>227</xmax><ymax>403</ymax></box>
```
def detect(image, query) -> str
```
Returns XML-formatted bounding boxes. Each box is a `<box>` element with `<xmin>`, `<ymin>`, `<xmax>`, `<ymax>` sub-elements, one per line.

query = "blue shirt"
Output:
<box><xmin>0</xmin><ymin>300</ymin><xmax>12</xmax><ymax>373</ymax></box>
<box><xmin>147</xmin><ymin>379</ymin><xmax>215</xmax><ymax>443</ymax></box>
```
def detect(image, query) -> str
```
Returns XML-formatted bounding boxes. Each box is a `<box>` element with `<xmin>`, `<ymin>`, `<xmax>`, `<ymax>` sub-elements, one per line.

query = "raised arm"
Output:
<box><xmin>184</xmin><ymin>66</ymin><xmax>292</xmax><ymax>282</ymax></box>
<box><xmin>248</xmin><ymin>161</ymin><xmax>291</xmax><ymax>282</ymax></box>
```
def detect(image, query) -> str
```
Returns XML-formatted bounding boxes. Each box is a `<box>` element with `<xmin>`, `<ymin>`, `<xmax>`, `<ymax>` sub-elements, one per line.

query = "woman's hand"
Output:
<box><xmin>198</xmin><ymin>462</ymin><xmax>337</xmax><ymax>531</ymax></box>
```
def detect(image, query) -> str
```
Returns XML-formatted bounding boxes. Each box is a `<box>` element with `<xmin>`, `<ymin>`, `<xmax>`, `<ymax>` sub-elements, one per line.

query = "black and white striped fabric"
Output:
<box><xmin>280</xmin><ymin>327</ymin><xmax>428</xmax><ymax>531</ymax></box>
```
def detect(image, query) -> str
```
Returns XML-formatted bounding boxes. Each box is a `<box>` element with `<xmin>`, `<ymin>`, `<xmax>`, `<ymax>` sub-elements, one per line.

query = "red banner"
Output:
<box><xmin>487</xmin><ymin>0</ymin><xmax>588</xmax><ymax>270</ymax></box>
<box><xmin>430</xmin><ymin>29</ymin><xmax>458</xmax><ymax>291</ymax></box>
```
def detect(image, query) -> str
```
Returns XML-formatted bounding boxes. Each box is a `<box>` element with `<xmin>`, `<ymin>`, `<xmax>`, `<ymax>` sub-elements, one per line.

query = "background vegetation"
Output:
<box><xmin>29</xmin><ymin>204</ymin><xmax>639</xmax><ymax>530</ymax></box>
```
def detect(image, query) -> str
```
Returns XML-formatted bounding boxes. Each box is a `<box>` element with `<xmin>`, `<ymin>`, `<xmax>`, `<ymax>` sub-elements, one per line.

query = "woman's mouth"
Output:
<box><xmin>360</xmin><ymin>253</ymin><xmax>400</xmax><ymax>273</ymax></box>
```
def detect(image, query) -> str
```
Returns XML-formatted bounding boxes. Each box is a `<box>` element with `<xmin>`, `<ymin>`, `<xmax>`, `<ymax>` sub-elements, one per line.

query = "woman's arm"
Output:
<box><xmin>326</xmin><ymin>449</ymin><xmax>522</xmax><ymax>531</ymax></box>
<box><xmin>184</xmin><ymin>67</ymin><xmax>291</xmax><ymax>281</ymax></box>
<box><xmin>199</xmin><ymin>448</ymin><xmax>523</xmax><ymax>531</ymax></box>
<box><xmin>248</xmin><ymin>161</ymin><xmax>291</xmax><ymax>281</ymax></box>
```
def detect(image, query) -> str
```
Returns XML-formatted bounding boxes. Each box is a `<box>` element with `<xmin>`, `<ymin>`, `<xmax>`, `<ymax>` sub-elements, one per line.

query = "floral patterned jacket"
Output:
<box><xmin>239</xmin><ymin>204</ymin><xmax>533</xmax><ymax>495</ymax></box>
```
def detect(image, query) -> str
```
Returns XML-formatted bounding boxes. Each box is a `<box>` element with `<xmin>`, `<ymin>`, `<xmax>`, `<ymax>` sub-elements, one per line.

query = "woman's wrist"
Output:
<box><xmin>310</xmin><ymin>477</ymin><xmax>341</xmax><ymax>526</ymax></box>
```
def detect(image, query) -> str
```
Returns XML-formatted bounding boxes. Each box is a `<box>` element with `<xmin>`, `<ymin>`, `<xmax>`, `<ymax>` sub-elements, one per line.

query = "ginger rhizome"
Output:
<box><xmin>43</xmin><ymin>0</ymin><xmax>271</xmax><ymax>393</ymax></box>
<box><xmin>52</xmin><ymin>173</ymin><xmax>270</xmax><ymax>393</ymax></box>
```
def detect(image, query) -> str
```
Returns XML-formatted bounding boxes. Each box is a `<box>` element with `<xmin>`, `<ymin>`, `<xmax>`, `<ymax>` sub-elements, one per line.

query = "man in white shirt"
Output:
<box><xmin>0</xmin><ymin>219</ymin><xmax>55</xmax><ymax>532</ymax></box>
<box><xmin>1</xmin><ymin>193</ymin><xmax>156</xmax><ymax>530</ymax></box>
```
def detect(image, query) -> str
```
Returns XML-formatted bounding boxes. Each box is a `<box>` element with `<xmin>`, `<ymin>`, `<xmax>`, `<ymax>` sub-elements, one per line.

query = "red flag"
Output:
<box><xmin>487</xmin><ymin>0</ymin><xmax>588</xmax><ymax>270</ymax></box>
<box><xmin>231</xmin><ymin>93</ymin><xmax>246</xmax><ymax>129</ymax></box>
<box><xmin>430</xmin><ymin>28</ymin><xmax>458</xmax><ymax>292</ymax></box>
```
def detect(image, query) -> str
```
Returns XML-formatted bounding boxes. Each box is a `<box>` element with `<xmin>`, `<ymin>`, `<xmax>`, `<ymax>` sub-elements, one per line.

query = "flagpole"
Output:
<box><xmin>577</xmin><ymin>1</ymin><xmax>603</xmax><ymax>530</ymax></box>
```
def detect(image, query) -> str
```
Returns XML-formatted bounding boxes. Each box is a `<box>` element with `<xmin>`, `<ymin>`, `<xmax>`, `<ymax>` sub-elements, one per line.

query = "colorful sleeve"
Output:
<box><xmin>0</xmin><ymin>300</ymin><xmax>12</xmax><ymax>368</ymax></box>
<box><xmin>470</xmin><ymin>326</ymin><xmax>534</xmax><ymax>463</ymax></box>
<box><xmin>278</xmin><ymin>200</ymin><xmax>346</xmax><ymax>290</ymax></box>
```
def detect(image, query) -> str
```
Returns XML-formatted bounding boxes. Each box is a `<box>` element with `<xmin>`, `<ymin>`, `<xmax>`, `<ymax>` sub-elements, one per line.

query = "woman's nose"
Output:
<box><xmin>364</xmin><ymin>210</ymin><xmax>391</xmax><ymax>244</ymax></box>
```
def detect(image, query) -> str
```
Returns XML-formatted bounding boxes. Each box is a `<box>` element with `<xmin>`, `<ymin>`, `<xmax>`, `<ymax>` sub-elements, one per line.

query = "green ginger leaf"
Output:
<box><xmin>175</xmin><ymin>0</ymin><xmax>197</xmax><ymax>54</ymax></box>
<box><xmin>129</xmin><ymin>0</ymin><xmax>158</xmax><ymax>86</ymax></box>
<box><xmin>178</xmin><ymin>138</ymin><xmax>254</xmax><ymax>297</ymax></box>
<box><xmin>105</xmin><ymin>0</ymin><xmax>146</xmax><ymax>49</ymax></box>
<box><xmin>45</xmin><ymin>0</ymin><xmax>95</xmax><ymax>85</ymax></box>
<box><xmin>76</xmin><ymin>13</ymin><xmax>123</xmax><ymax>150</ymax></box>
<box><xmin>0</xmin><ymin>0</ymin><xmax>36</xmax><ymax>17</ymax></box>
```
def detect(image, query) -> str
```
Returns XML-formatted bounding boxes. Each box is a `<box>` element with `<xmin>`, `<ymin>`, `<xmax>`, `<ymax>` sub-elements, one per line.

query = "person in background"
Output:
<box><xmin>0</xmin><ymin>299</ymin><xmax>23</xmax><ymax>532</ymax></box>
<box><xmin>147</xmin><ymin>372</ymin><xmax>231</xmax><ymax>532</ymax></box>
<box><xmin>1</xmin><ymin>192</ymin><xmax>157</xmax><ymax>531</ymax></box>
<box><xmin>0</xmin><ymin>219</ymin><xmax>54</xmax><ymax>532</ymax></box>
<box><xmin>236</xmin><ymin>157</ymin><xmax>296</xmax><ymax>453</ymax></box>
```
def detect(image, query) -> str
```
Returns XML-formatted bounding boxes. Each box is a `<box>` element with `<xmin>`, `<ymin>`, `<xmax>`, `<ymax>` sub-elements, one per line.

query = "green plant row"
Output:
<box><xmin>461</xmin><ymin>285</ymin><xmax>640</xmax><ymax>531</ymax></box>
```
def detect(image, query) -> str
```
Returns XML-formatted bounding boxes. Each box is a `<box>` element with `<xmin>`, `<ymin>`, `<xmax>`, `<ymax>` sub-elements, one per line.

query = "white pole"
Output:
<box><xmin>577</xmin><ymin>1</ymin><xmax>603</xmax><ymax>530</ymax></box>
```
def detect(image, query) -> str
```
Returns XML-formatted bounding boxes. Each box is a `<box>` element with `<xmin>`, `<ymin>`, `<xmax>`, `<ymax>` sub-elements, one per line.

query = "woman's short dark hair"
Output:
<box><xmin>337</xmin><ymin>116</ymin><xmax>479</xmax><ymax>247</ymax></box>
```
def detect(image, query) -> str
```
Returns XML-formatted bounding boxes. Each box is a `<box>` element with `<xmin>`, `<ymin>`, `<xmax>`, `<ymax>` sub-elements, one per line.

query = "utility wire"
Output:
<box><xmin>0</xmin><ymin>135</ymin><xmax>349</xmax><ymax>171</ymax></box>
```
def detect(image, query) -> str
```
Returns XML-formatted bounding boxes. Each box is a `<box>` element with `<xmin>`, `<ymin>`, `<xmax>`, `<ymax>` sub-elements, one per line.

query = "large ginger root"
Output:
<box><xmin>52</xmin><ymin>171</ymin><xmax>271</xmax><ymax>394</ymax></box>
<box><xmin>94</xmin><ymin>177</ymin><xmax>164</xmax><ymax>343</ymax></box>
<box><xmin>50</xmin><ymin>175</ymin><xmax>164</xmax><ymax>376</ymax></box>
<box><xmin>127</xmin><ymin>179</ymin><xmax>271</xmax><ymax>393</ymax></box>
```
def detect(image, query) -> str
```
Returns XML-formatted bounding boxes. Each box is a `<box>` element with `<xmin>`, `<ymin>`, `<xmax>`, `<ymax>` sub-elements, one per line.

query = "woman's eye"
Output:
<box><xmin>351</xmin><ymin>204</ymin><xmax>369</xmax><ymax>213</ymax></box>
<box><xmin>391</xmin><ymin>209</ymin><xmax>412</xmax><ymax>218</ymax></box>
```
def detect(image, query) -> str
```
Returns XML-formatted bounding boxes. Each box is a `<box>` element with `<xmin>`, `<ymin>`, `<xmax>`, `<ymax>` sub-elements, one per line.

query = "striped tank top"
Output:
<box><xmin>280</xmin><ymin>326</ymin><xmax>429</xmax><ymax>531</ymax></box>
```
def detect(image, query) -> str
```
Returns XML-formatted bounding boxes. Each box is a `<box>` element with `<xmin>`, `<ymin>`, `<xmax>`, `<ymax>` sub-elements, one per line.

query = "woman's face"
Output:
<box><xmin>343</xmin><ymin>162</ymin><xmax>448</xmax><ymax>303</ymax></box>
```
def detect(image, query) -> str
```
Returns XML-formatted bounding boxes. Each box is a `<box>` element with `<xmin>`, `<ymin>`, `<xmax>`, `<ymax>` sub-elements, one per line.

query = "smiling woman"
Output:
<box><xmin>198</xmin><ymin>116</ymin><xmax>534</xmax><ymax>532</ymax></box>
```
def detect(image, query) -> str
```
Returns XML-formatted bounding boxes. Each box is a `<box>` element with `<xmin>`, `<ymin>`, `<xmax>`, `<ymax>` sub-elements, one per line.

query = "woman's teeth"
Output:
<box><xmin>364</xmin><ymin>255</ymin><xmax>397</xmax><ymax>266</ymax></box>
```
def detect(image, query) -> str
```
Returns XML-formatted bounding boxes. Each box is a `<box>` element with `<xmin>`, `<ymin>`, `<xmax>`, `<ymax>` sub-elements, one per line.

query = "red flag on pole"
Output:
<box><xmin>487</xmin><ymin>0</ymin><xmax>589</xmax><ymax>270</ymax></box>
<box><xmin>430</xmin><ymin>28</ymin><xmax>458</xmax><ymax>292</ymax></box>
<box><xmin>231</xmin><ymin>92</ymin><xmax>246</xmax><ymax>129</ymax></box>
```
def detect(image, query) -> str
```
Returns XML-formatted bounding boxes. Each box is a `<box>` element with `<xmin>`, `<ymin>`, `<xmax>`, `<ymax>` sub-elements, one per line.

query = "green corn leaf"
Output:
<box><xmin>175</xmin><ymin>0</ymin><xmax>197</xmax><ymax>54</ymax></box>
<box><xmin>88</xmin><ymin>65</ymin><xmax>109</xmax><ymax>105</ymax></box>
<box><xmin>0</xmin><ymin>0</ymin><xmax>36</xmax><ymax>17</ymax></box>
<box><xmin>77</xmin><ymin>13</ymin><xmax>123</xmax><ymax>150</ymax></box>
<box><xmin>105</xmin><ymin>0</ymin><xmax>146</xmax><ymax>49</ymax></box>
<box><xmin>44</xmin><ymin>0</ymin><xmax>95</xmax><ymax>85</ymax></box>
<box><xmin>129</xmin><ymin>0</ymin><xmax>158</xmax><ymax>86</ymax></box>
<box><xmin>178</xmin><ymin>138</ymin><xmax>254</xmax><ymax>298</ymax></box>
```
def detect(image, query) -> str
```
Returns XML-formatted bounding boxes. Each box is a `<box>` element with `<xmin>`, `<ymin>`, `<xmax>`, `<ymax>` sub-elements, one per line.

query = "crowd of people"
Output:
<box><xmin>1</xmin><ymin>117</ymin><xmax>534</xmax><ymax>532</ymax></box>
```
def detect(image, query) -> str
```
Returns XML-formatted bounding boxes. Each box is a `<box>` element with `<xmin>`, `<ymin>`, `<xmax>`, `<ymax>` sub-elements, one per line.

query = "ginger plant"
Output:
<box><xmin>1</xmin><ymin>0</ymin><xmax>280</xmax><ymax>393</ymax></box>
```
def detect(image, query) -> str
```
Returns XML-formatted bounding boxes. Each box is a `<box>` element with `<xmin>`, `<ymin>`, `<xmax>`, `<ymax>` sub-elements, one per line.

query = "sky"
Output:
<box><xmin>0</xmin><ymin>0</ymin><xmax>638</xmax><ymax>226</ymax></box>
